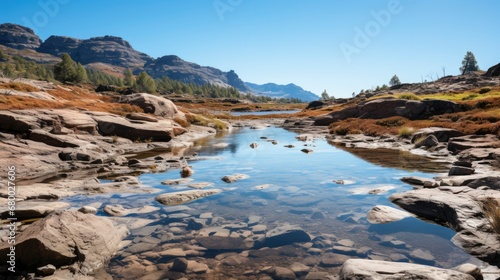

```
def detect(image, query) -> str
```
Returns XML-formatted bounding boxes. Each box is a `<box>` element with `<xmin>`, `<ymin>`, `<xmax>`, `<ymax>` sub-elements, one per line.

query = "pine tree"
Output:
<box><xmin>389</xmin><ymin>75</ymin><xmax>401</xmax><ymax>86</ymax></box>
<box><xmin>321</xmin><ymin>90</ymin><xmax>330</xmax><ymax>101</ymax></box>
<box><xmin>75</xmin><ymin>63</ymin><xmax>88</xmax><ymax>83</ymax></box>
<box><xmin>460</xmin><ymin>51</ymin><xmax>480</xmax><ymax>75</ymax></box>
<box><xmin>123</xmin><ymin>68</ymin><xmax>134</xmax><ymax>87</ymax></box>
<box><xmin>54</xmin><ymin>53</ymin><xmax>77</xmax><ymax>83</ymax></box>
<box><xmin>134</xmin><ymin>71</ymin><xmax>156</xmax><ymax>93</ymax></box>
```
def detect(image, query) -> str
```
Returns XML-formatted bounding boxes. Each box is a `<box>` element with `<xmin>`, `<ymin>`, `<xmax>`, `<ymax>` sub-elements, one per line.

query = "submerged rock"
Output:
<box><xmin>155</xmin><ymin>189</ymin><xmax>222</xmax><ymax>206</ymax></box>
<box><xmin>258</xmin><ymin>225</ymin><xmax>311</xmax><ymax>248</ymax></box>
<box><xmin>340</xmin><ymin>259</ymin><xmax>474</xmax><ymax>280</ymax></box>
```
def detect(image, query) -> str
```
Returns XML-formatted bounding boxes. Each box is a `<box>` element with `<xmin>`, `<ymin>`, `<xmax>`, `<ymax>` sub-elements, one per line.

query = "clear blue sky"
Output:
<box><xmin>1</xmin><ymin>0</ymin><xmax>499</xmax><ymax>97</ymax></box>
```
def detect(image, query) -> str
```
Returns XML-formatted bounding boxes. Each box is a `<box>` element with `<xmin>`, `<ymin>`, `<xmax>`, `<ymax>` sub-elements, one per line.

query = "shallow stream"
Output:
<box><xmin>67</xmin><ymin>125</ymin><xmax>484</xmax><ymax>279</ymax></box>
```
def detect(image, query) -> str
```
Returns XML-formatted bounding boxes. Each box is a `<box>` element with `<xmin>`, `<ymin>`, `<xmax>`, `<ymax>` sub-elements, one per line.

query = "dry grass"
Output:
<box><xmin>0</xmin><ymin>82</ymin><xmax>142</xmax><ymax>115</ymax></box>
<box><xmin>482</xmin><ymin>198</ymin><xmax>500</xmax><ymax>234</ymax></box>
<box><xmin>0</xmin><ymin>82</ymin><xmax>40</xmax><ymax>92</ymax></box>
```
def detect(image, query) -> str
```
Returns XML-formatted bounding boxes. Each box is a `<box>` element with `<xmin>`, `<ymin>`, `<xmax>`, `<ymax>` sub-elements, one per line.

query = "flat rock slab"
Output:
<box><xmin>0</xmin><ymin>201</ymin><xmax>70</xmax><ymax>219</ymax></box>
<box><xmin>366</xmin><ymin>205</ymin><xmax>413</xmax><ymax>224</ymax></box>
<box><xmin>340</xmin><ymin>259</ymin><xmax>474</xmax><ymax>280</ymax></box>
<box><xmin>155</xmin><ymin>189</ymin><xmax>222</xmax><ymax>206</ymax></box>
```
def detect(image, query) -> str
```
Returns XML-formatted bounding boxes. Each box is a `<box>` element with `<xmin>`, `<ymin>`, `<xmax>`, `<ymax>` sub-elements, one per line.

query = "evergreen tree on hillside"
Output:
<box><xmin>75</xmin><ymin>63</ymin><xmax>88</xmax><ymax>83</ymax></box>
<box><xmin>135</xmin><ymin>71</ymin><xmax>156</xmax><ymax>93</ymax></box>
<box><xmin>460</xmin><ymin>51</ymin><xmax>480</xmax><ymax>75</ymax></box>
<box><xmin>321</xmin><ymin>90</ymin><xmax>330</xmax><ymax>101</ymax></box>
<box><xmin>123</xmin><ymin>68</ymin><xmax>134</xmax><ymax>87</ymax></box>
<box><xmin>54</xmin><ymin>53</ymin><xmax>77</xmax><ymax>83</ymax></box>
<box><xmin>389</xmin><ymin>75</ymin><xmax>401</xmax><ymax>86</ymax></box>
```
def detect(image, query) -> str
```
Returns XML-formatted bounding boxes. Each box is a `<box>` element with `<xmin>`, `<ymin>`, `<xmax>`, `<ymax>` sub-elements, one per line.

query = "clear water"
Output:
<box><xmin>67</xmin><ymin>126</ymin><xmax>483</xmax><ymax>278</ymax></box>
<box><xmin>231</xmin><ymin>110</ymin><xmax>301</xmax><ymax>116</ymax></box>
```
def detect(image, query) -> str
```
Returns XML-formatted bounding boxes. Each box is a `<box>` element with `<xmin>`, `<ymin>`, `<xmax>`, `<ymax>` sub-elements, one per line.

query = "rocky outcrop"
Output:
<box><xmin>0</xmin><ymin>211</ymin><xmax>128</xmax><ymax>273</ymax></box>
<box><xmin>0</xmin><ymin>23</ymin><xmax>41</xmax><ymax>50</ymax></box>
<box><xmin>92</xmin><ymin>114</ymin><xmax>182</xmax><ymax>142</ymax></box>
<box><xmin>314</xmin><ymin>98</ymin><xmax>463</xmax><ymax>125</ymax></box>
<box><xmin>390</xmin><ymin>187</ymin><xmax>500</xmax><ymax>264</ymax></box>
<box><xmin>120</xmin><ymin>93</ymin><xmax>185</xmax><ymax>119</ymax></box>
<box><xmin>144</xmin><ymin>55</ymin><xmax>249</xmax><ymax>91</ymax></box>
<box><xmin>38</xmin><ymin>35</ymin><xmax>153</xmax><ymax>68</ymax></box>
<box><xmin>485</xmin><ymin>63</ymin><xmax>500</xmax><ymax>77</ymax></box>
<box><xmin>340</xmin><ymin>259</ymin><xmax>475</xmax><ymax>279</ymax></box>
<box><xmin>448</xmin><ymin>134</ymin><xmax>500</xmax><ymax>154</ymax></box>
<box><xmin>155</xmin><ymin>189</ymin><xmax>223</xmax><ymax>206</ymax></box>
<box><xmin>37</xmin><ymin>35</ymin><xmax>82</xmax><ymax>56</ymax></box>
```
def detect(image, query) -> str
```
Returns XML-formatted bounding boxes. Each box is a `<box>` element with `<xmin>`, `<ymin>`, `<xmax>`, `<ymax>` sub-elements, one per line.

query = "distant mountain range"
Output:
<box><xmin>0</xmin><ymin>23</ymin><xmax>318</xmax><ymax>101</ymax></box>
<box><xmin>245</xmin><ymin>82</ymin><xmax>318</xmax><ymax>102</ymax></box>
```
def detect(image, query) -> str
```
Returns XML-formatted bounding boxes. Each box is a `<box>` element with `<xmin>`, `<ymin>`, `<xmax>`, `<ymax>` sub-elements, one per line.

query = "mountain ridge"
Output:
<box><xmin>0</xmin><ymin>22</ymin><xmax>317</xmax><ymax>101</ymax></box>
<box><xmin>246</xmin><ymin>82</ymin><xmax>319</xmax><ymax>102</ymax></box>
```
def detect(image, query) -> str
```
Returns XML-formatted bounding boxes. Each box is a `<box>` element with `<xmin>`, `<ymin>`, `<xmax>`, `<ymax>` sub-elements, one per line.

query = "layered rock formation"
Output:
<box><xmin>0</xmin><ymin>23</ymin><xmax>41</xmax><ymax>50</ymax></box>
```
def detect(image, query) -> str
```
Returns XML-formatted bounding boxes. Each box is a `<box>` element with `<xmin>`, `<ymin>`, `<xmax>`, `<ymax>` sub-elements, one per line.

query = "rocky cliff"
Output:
<box><xmin>39</xmin><ymin>35</ymin><xmax>153</xmax><ymax>68</ymax></box>
<box><xmin>0</xmin><ymin>23</ymin><xmax>41</xmax><ymax>50</ymax></box>
<box><xmin>144</xmin><ymin>55</ymin><xmax>249</xmax><ymax>91</ymax></box>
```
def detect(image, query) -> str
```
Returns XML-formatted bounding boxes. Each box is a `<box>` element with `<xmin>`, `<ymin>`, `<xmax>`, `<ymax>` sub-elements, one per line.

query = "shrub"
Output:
<box><xmin>398</xmin><ymin>93</ymin><xmax>421</xmax><ymax>100</ymax></box>
<box><xmin>482</xmin><ymin>198</ymin><xmax>500</xmax><ymax>234</ymax></box>
<box><xmin>462</xmin><ymin>94</ymin><xmax>478</xmax><ymax>101</ymax></box>
<box><xmin>479</xmin><ymin>87</ymin><xmax>492</xmax><ymax>94</ymax></box>
<box><xmin>376</xmin><ymin>117</ymin><xmax>407</xmax><ymax>127</ymax></box>
<box><xmin>331</xmin><ymin>125</ymin><xmax>350</xmax><ymax>135</ymax></box>
<box><xmin>398</xmin><ymin>126</ymin><xmax>415</xmax><ymax>138</ymax></box>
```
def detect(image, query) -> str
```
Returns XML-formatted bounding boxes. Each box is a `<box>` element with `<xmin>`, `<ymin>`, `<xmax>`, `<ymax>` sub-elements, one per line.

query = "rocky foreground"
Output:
<box><xmin>1</xmin><ymin>80</ymin><xmax>500</xmax><ymax>278</ymax></box>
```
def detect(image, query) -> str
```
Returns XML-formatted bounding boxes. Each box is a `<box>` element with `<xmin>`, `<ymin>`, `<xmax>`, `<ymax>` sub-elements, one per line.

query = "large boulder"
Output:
<box><xmin>120</xmin><ymin>93</ymin><xmax>185</xmax><ymax>120</ymax></box>
<box><xmin>92</xmin><ymin>114</ymin><xmax>182</xmax><ymax>141</ymax></box>
<box><xmin>340</xmin><ymin>259</ymin><xmax>474</xmax><ymax>280</ymax></box>
<box><xmin>390</xmin><ymin>187</ymin><xmax>500</xmax><ymax>264</ymax></box>
<box><xmin>0</xmin><ymin>23</ymin><xmax>41</xmax><ymax>50</ymax></box>
<box><xmin>485</xmin><ymin>63</ymin><xmax>500</xmax><ymax>77</ymax></box>
<box><xmin>0</xmin><ymin>211</ymin><xmax>128</xmax><ymax>274</ymax></box>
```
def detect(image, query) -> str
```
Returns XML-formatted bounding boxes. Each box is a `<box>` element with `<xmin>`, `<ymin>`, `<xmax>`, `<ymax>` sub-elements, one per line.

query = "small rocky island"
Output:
<box><xmin>0</xmin><ymin>23</ymin><xmax>500</xmax><ymax>279</ymax></box>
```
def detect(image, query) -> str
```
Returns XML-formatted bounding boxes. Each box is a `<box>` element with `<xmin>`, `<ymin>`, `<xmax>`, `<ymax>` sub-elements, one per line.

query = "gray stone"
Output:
<box><xmin>453</xmin><ymin>263</ymin><xmax>483</xmax><ymax>280</ymax></box>
<box><xmin>270</xmin><ymin>266</ymin><xmax>296</xmax><ymax>280</ymax></box>
<box><xmin>449</xmin><ymin>166</ymin><xmax>475</xmax><ymax>176</ymax></box>
<box><xmin>414</xmin><ymin>134</ymin><xmax>439</xmax><ymax>148</ymax></box>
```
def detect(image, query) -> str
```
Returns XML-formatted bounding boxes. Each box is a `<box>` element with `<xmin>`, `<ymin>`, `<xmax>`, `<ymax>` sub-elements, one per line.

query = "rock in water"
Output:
<box><xmin>366</xmin><ymin>205</ymin><xmax>413</xmax><ymax>224</ymax></box>
<box><xmin>155</xmin><ymin>189</ymin><xmax>222</xmax><ymax>206</ymax></box>
<box><xmin>340</xmin><ymin>259</ymin><xmax>474</xmax><ymax>280</ymax></box>
<box><xmin>221</xmin><ymin>173</ymin><xmax>250</xmax><ymax>183</ymax></box>
<box><xmin>0</xmin><ymin>211</ymin><xmax>128</xmax><ymax>274</ymax></box>
<box><xmin>259</xmin><ymin>225</ymin><xmax>311</xmax><ymax>248</ymax></box>
<box><xmin>181</xmin><ymin>166</ymin><xmax>194</xmax><ymax>178</ymax></box>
